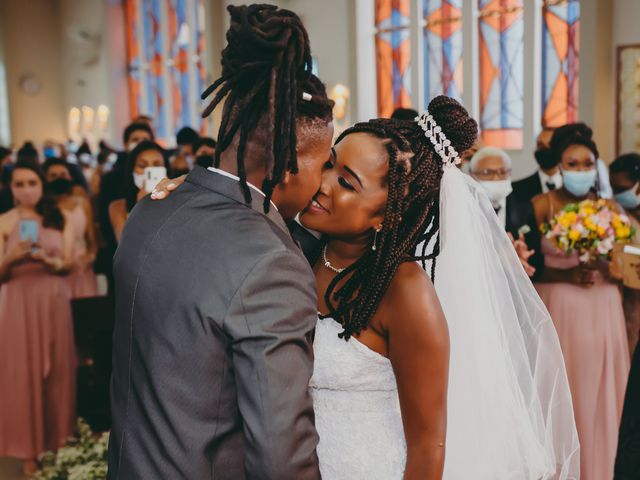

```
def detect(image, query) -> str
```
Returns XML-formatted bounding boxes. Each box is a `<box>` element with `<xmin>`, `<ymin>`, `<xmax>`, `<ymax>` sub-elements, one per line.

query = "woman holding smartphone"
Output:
<box><xmin>0</xmin><ymin>160</ymin><xmax>76</xmax><ymax>475</ymax></box>
<box><xmin>109</xmin><ymin>140</ymin><xmax>168</xmax><ymax>242</ymax></box>
<box><xmin>44</xmin><ymin>158</ymin><xmax>98</xmax><ymax>299</ymax></box>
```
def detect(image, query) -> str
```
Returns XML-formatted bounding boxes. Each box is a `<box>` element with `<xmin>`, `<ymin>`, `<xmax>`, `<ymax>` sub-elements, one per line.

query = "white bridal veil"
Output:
<box><xmin>431</xmin><ymin>165</ymin><xmax>580</xmax><ymax>479</ymax></box>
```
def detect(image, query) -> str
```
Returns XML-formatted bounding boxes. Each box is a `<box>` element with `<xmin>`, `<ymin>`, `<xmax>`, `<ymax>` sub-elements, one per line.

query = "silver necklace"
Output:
<box><xmin>322</xmin><ymin>245</ymin><xmax>345</xmax><ymax>274</ymax></box>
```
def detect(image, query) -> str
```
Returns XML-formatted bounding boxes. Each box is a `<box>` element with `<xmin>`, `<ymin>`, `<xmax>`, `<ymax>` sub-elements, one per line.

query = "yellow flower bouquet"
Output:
<box><xmin>540</xmin><ymin>199</ymin><xmax>635</xmax><ymax>263</ymax></box>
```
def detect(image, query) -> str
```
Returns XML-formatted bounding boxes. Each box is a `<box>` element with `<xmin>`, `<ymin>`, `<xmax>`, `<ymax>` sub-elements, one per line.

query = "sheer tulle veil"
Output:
<box><xmin>415</xmin><ymin>111</ymin><xmax>580</xmax><ymax>479</ymax></box>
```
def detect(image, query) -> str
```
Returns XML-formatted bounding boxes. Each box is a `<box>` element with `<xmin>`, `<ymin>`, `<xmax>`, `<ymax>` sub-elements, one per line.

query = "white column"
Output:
<box><xmin>513</xmin><ymin>0</ymin><xmax>543</xmax><ymax>179</ymax></box>
<box><xmin>410</xmin><ymin>0</ymin><xmax>425</xmax><ymax>110</ymax></box>
<box><xmin>159</xmin><ymin>0</ymin><xmax>173</xmax><ymax>144</ymax></box>
<box><xmin>462</xmin><ymin>0</ymin><xmax>479</xmax><ymax>119</ymax></box>
<box><xmin>353</xmin><ymin>0</ymin><xmax>377</xmax><ymax>122</ymax></box>
<box><xmin>186</xmin><ymin>0</ymin><xmax>199</xmax><ymax>131</ymax></box>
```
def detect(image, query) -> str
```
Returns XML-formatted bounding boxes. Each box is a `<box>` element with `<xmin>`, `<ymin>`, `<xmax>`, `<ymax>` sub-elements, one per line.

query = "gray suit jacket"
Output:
<box><xmin>108</xmin><ymin>166</ymin><xmax>321</xmax><ymax>479</ymax></box>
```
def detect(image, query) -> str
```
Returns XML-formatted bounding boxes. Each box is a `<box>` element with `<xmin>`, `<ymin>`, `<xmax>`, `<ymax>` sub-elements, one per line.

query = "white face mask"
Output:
<box><xmin>615</xmin><ymin>183</ymin><xmax>640</xmax><ymax>210</ymax></box>
<box><xmin>133</xmin><ymin>171</ymin><xmax>145</xmax><ymax>189</ymax></box>
<box><xmin>127</xmin><ymin>141</ymin><xmax>139</xmax><ymax>152</ymax></box>
<box><xmin>562</xmin><ymin>169</ymin><xmax>597</xmax><ymax>197</ymax></box>
<box><xmin>478</xmin><ymin>180</ymin><xmax>513</xmax><ymax>208</ymax></box>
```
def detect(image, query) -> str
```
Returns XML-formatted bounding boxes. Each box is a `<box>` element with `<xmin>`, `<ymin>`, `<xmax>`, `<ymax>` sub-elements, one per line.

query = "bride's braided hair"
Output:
<box><xmin>325</xmin><ymin>96</ymin><xmax>477</xmax><ymax>339</ymax></box>
<box><xmin>201</xmin><ymin>4</ymin><xmax>334</xmax><ymax>211</ymax></box>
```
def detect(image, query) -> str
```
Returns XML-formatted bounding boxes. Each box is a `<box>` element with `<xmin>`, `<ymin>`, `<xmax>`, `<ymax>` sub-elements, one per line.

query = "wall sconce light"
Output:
<box><xmin>97</xmin><ymin>104</ymin><xmax>109</xmax><ymax>133</ymax></box>
<box><xmin>330</xmin><ymin>84</ymin><xmax>350</xmax><ymax>121</ymax></box>
<box><xmin>82</xmin><ymin>105</ymin><xmax>95</xmax><ymax>134</ymax></box>
<box><xmin>68</xmin><ymin>107</ymin><xmax>81</xmax><ymax>140</ymax></box>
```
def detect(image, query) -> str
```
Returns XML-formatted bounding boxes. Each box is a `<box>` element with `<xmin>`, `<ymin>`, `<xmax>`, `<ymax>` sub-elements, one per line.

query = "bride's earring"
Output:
<box><xmin>372</xmin><ymin>227</ymin><xmax>381</xmax><ymax>251</ymax></box>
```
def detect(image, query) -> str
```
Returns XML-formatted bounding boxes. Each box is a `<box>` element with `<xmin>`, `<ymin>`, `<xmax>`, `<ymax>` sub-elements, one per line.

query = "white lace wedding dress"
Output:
<box><xmin>309</xmin><ymin>316</ymin><xmax>407</xmax><ymax>479</ymax></box>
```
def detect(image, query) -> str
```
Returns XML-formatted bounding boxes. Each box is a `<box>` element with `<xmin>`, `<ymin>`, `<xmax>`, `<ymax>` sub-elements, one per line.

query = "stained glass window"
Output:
<box><xmin>375</xmin><ymin>0</ymin><xmax>412</xmax><ymax>118</ymax></box>
<box><xmin>423</xmin><ymin>1</ymin><xmax>463</xmax><ymax>104</ymax></box>
<box><xmin>478</xmin><ymin>0</ymin><xmax>524</xmax><ymax>149</ymax></box>
<box><xmin>124</xmin><ymin>0</ymin><xmax>208</xmax><ymax>144</ymax></box>
<box><xmin>542</xmin><ymin>0</ymin><xmax>580</xmax><ymax>128</ymax></box>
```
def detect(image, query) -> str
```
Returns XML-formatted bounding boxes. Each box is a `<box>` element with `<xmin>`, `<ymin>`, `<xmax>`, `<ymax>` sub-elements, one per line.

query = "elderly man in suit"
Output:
<box><xmin>470</xmin><ymin>146</ymin><xmax>540</xmax><ymax>277</ymax></box>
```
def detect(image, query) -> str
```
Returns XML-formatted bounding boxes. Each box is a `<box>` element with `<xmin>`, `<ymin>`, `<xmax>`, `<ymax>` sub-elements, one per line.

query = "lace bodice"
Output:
<box><xmin>310</xmin><ymin>317</ymin><xmax>406</xmax><ymax>479</ymax></box>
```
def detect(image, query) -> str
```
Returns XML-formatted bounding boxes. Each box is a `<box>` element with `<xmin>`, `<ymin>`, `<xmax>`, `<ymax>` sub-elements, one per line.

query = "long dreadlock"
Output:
<box><xmin>324</xmin><ymin>96</ymin><xmax>478</xmax><ymax>340</ymax></box>
<box><xmin>201</xmin><ymin>4</ymin><xmax>334</xmax><ymax>212</ymax></box>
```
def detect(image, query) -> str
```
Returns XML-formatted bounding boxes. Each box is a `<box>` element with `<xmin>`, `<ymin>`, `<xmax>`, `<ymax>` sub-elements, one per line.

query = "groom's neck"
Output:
<box><xmin>218</xmin><ymin>142</ymin><xmax>268</xmax><ymax>193</ymax></box>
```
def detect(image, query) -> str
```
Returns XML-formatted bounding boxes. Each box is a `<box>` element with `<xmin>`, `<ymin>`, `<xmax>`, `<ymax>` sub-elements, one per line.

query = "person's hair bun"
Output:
<box><xmin>550</xmin><ymin>122</ymin><xmax>599</xmax><ymax>164</ymax></box>
<box><xmin>425</xmin><ymin>96</ymin><xmax>478</xmax><ymax>158</ymax></box>
<box><xmin>221</xmin><ymin>4</ymin><xmax>312</xmax><ymax>86</ymax></box>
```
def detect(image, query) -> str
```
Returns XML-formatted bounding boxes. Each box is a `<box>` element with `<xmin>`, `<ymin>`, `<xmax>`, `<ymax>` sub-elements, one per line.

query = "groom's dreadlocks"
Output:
<box><xmin>201</xmin><ymin>4</ymin><xmax>334</xmax><ymax>212</ymax></box>
<box><xmin>324</xmin><ymin>96</ymin><xmax>477</xmax><ymax>340</ymax></box>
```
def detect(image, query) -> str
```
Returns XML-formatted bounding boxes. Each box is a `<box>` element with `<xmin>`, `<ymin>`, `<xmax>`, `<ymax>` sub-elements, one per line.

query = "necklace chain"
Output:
<box><xmin>322</xmin><ymin>245</ymin><xmax>345</xmax><ymax>274</ymax></box>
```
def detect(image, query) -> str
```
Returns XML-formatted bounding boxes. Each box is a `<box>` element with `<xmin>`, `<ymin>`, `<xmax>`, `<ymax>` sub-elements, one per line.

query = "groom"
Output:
<box><xmin>107</xmin><ymin>5</ymin><xmax>334</xmax><ymax>479</ymax></box>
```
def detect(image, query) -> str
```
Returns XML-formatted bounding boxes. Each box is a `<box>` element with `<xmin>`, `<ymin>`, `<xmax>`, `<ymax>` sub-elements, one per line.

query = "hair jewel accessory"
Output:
<box><xmin>301</xmin><ymin>92</ymin><xmax>312</xmax><ymax>101</ymax></box>
<box><xmin>414</xmin><ymin>111</ymin><xmax>461</xmax><ymax>168</ymax></box>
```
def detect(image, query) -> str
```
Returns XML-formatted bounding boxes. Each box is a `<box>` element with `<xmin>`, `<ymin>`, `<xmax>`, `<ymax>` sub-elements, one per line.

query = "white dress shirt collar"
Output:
<box><xmin>208</xmin><ymin>167</ymin><xmax>278</xmax><ymax>212</ymax></box>
<box><xmin>538</xmin><ymin>169</ymin><xmax>563</xmax><ymax>194</ymax></box>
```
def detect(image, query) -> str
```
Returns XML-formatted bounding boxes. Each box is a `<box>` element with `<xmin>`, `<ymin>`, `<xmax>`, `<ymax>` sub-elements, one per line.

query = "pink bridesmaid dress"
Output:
<box><xmin>536</xmin><ymin>237</ymin><xmax>630</xmax><ymax>480</ymax></box>
<box><xmin>0</xmin><ymin>218</ymin><xmax>76</xmax><ymax>459</ymax></box>
<box><xmin>66</xmin><ymin>200</ymin><xmax>97</xmax><ymax>299</ymax></box>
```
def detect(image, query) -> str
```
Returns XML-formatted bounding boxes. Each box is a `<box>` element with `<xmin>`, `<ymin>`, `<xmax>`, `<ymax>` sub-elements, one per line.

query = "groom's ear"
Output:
<box><xmin>281</xmin><ymin>171</ymin><xmax>292</xmax><ymax>185</ymax></box>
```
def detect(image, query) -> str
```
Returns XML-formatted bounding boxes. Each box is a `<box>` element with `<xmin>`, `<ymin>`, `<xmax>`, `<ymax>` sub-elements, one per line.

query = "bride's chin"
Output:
<box><xmin>299</xmin><ymin>213</ymin><xmax>326</xmax><ymax>233</ymax></box>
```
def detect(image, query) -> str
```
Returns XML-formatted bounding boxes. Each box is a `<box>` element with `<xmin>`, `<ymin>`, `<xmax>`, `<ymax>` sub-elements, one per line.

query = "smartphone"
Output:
<box><xmin>19</xmin><ymin>219</ymin><xmax>39</xmax><ymax>244</ymax></box>
<box><xmin>144</xmin><ymin>166</ymin><xmax>167</xmax><ymax>193</ymax></box>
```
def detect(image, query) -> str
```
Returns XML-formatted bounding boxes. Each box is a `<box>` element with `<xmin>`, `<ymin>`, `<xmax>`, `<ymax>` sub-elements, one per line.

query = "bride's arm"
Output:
<box><xmin>384</xmin><ymin>262</ymin><xmax>449</xmax><ymax>480</ymax></box>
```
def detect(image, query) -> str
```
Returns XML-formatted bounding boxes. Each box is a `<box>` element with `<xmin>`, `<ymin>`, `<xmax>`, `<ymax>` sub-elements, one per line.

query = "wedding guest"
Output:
<box><xmin>611</xmin><ymin>152</ymin><xmax>640</xmax><ymax>231</ymax></box>
<box><xmin>470</xmin><ymin>147</ymin><xmax>514</xmax><ymax>228</ymax></box>
<box><xmin>0</xmin><ymin>161</ymin><xmax>76</xmax><ymax>476</ymax></box>
<box><xmin>99</xmin><ymin>122</ymin><xmax>155</xmax><ymax>234</ymax></box>
<box><xmin>459</xmin><ymin>137</ymin><xmax>483</xmax><ymax>174</ymax></box>
<box><xmin>97</xmin><ymin>122</ymin><xmax>154</xmax><ymax>291</ymax></box>
<box><xmin>512</xmin><ymin>127</ymin><xmax>563</xmax><ymax>202</ymax></box>
<box><xmin>390</xmin><ymin>107</ymin><xmax>418</xmax><ymax>121</ymax></box>
<box><xmin>193</xmin><ymin>137</ymin><xmax>216</xmax><ymax>169</ymax></box>
<box><xmin>76</xmin><ymin>140</ymin><xmax>95</xmax><ymax>186</ymax></box>
<box><xmin>109</xmin><ymin>141</ymin><xmax>167</xmax><ymax>242</ymax></box>
<box><xmin>609</xmin><ymin>153</ymin><xmax>640</xmax><ymax>356</ymax></box>
<box><xmin>44</xmin><ymin>158</ymin><xmax>98</xmax><ymax>299</ymax></box>
<box><xmin>17</xmin><ymin>142</ymin><xmax>39</xmax><ymax>164</ymax></box>
<box><xmin>615</xmin><ymin>337</ymin><xmax>640</xmax><ymax>479</ymax></box>
<box><xmin>171</xmin><ymin>127</ymin><xmax>200</xmax><ymax>176</ymax></box>
<box><xmin>131</xmin><ymin>114</ymin><xmax>154</xmax><ymax>132</ymax></box>
<box><xmin>533</xmin><ymin>123</ymin><xmax>630</xmax><ymax>480</ymax></box>
<box><xmin>470</xmin><ymin>146</ymin><xmax>540</xmax><ymax>277</ymax></box>
<box><xmin>0</xmin><ymin>147</ymin><xmax>12</xmax><ymax>184</ymax></box>
<box><xmin>0</xmin><ymin>147</ymin><xmax>14</xmax><ymax>214</ymax></box>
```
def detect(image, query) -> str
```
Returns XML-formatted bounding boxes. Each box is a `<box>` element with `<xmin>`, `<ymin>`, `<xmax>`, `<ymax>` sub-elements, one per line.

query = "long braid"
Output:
<box><xmin>325</xmin><ymin>96</ymin><xmax>477</xmax><ymax>340</ymax></box>
<box><xmin>201</xmin><ymin>4</ymin><xmax>333</xmax><ymax>210</ymax></box>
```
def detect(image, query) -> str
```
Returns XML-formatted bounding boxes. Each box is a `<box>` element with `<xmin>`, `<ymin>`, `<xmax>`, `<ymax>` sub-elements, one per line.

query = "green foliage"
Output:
<box><xmin>31</xmin><ymin>418</ymin><xmax>108</xmax><ymax>480</ymax></box>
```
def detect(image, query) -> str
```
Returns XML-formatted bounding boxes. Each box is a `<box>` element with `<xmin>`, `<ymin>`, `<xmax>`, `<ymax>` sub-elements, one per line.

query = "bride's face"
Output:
<box><xmin>300</xmin><ymin>132</ymin><xmax>387</xmax><ymax>240</ymax></box>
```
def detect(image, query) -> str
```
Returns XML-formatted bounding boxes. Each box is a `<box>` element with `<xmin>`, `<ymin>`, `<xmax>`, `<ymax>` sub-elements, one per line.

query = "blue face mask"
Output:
<box><xmin>615</xmin><ymin>183</ymin><xmax>640</xmax><ymax>209</ymax></box>
<box><xmin>43</xmin><ymin>146</ymin><xmax>59</xmax><ymax>159</ymax></box>
<box><xmin>562</xmin><ymin>169</ymin><xmax>597</xmax><ymax>197</ymax></box>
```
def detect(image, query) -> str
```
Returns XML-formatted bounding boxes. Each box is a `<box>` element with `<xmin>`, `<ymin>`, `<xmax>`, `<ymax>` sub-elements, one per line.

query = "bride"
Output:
<box><xmin>156</xmin><ymin>96</ymin><xmax>579</xmax><ymax>479</ymax></box>
<box><xmin>300</xmin><ymin>95</ymin><xmax>579</xmax><ymax>479</ymax></box>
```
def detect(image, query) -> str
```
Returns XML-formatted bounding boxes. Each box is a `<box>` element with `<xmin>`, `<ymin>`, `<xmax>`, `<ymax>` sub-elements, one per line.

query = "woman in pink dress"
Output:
<box><xmin>0</xmin><ymin>161</ymin><xmax>76</xmax><ymax>475</ymax></box>
<box><xmin>44</xmin><ymin>158</ymin><xmax>98</xmax><ymax>298</ymax></box>
<box><xmin>533</xmin><ymin>123</ymin><xmax>630</xmax><ymax>480</ymax></box>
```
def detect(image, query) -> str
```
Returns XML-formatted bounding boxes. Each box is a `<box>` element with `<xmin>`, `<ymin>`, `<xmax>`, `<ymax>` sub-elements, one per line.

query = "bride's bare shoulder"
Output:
<box><xmin>379</xmin><ymin>261</ymin><xmax>446</xmax><ymax>335</ymax></box>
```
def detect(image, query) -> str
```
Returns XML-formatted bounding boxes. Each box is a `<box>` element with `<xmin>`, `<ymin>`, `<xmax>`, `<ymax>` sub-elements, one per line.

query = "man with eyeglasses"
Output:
<box><xmin>470</xmin><ymin>146</ymin><xmax>539</xmax><ymax>277</ymax></box>
<box><xmin>470</xmin><ymin>147</ymin><xmax>514</xmax><ymax>228</ymax></box>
